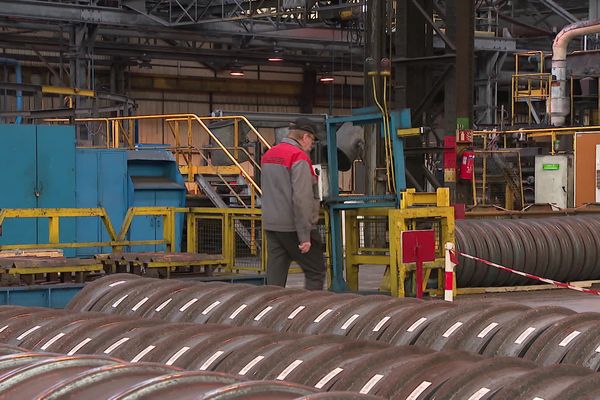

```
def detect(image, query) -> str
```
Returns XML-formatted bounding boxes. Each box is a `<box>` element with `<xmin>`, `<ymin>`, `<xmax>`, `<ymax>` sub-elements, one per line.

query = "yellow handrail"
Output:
<box><xmin>69</xmin><ymin>114</ymin><xmax>269</xmax><ymax>195</ymax></box>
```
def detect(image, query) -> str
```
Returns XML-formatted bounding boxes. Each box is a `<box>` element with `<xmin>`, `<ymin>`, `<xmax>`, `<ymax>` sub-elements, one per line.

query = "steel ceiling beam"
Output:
<box><xmin>538</xmin><ymin>0</ymin><xmax>579</xmax><ymax>24</ymax></box>
<box><xmin>0</xmin><ymin>33</ymin><xmax>363</xmax><ymax>69</ymax></box>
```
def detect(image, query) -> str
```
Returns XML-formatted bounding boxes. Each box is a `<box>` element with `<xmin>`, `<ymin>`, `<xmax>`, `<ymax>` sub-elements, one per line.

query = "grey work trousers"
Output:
<box><xmin>265</xmin><ymin>230</ymin><xmax>326</xmax><ymax>290</ymax></box>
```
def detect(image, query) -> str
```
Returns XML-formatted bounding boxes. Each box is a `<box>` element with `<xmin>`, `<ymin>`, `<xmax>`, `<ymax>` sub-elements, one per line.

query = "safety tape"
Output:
<box><xmin>453</xmin><ymin>250</ymin><xmax>600</xmax><ymax>297</ymax></box>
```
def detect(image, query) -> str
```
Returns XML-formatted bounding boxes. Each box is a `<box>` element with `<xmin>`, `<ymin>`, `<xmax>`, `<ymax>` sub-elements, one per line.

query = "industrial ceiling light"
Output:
<box><xmin>229</xmin><ymin>62</ymin><xmax>245</xmax><ymax>77</ymax></box>
<box><xmin>319</xmin><ymin>75</ymin><xmax>335</xmax><ymax>83</ymax></box>
<box><xmin>268</xmin><ymin>46</ymin><xmax>285</xmax><ymax>62</ymax></box>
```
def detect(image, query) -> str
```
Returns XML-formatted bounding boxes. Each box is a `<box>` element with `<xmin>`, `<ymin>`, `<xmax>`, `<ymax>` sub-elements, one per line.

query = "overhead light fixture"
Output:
<box><xmin>319</xmin><ymin>75</ymin><xmax>335</xmax><ymax>83</ymax></box>
<box><xmin>229</xmin><ymin>62</ymin><xmax>245</xmax><ymax>77</ymax></box>
<box><xmin>268</xmin><ymin>44</ymin><xmax>284</xmax><ymax>62</ymax></box>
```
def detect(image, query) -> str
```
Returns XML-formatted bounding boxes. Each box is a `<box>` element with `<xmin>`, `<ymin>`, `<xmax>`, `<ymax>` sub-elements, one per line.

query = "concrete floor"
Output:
<box><xmin>286</xmin><ymin>264</ymin><xmax>600</xmax><ymax>313</ymax></box>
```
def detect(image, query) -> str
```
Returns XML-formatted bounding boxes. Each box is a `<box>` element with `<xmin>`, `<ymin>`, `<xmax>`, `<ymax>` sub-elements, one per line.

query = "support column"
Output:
<box><xmin>444</xmin><ymin>1</ymin><xmax>474</xmax><ymax>204</ymax></box>
<box><xmin>68</xmin><ymin>23</ymin><xmax>97</xmax><ymax>142</ymax></box>
<box><xmin>395</xmin><ymin>0</ymin><xmax>433</xmax><ymax>191</ymax></box>
<box><xmin>299</xmin><ymin>69</ymin><xmax>316</xmax><ymax>114</ymax></box>
<box><xmin>364</xmin><ymin>0</ymin><xmax>386</xmax><ymax>196</ymax></box>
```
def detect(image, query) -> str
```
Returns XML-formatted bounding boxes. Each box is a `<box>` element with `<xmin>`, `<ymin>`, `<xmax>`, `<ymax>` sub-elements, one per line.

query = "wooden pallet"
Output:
<box><xmin>0</xmin><ymin>249</ymin><xmax>63</xmax><ymax>258</ymax></box>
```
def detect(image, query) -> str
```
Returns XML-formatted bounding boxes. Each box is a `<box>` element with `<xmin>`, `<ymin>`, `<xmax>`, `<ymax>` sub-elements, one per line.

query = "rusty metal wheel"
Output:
<box><xmin>482</xmin><ymin>306</ymin><xmax>575</xmax><ymax>358</ymax></box>
<box><xmin>0</xmin><ymin>354</ymin><xmax>121</xmax><ymax>399</ymax></box>
<box><xmin>492</xmin><ymin>364</ymin><xmax>592</xmax><ymax>400</ymax></box>
<box><xmin>66</xmin><ymin>273</ymin><xmax>142</xmax><ymax>311</ymax></box>
<box><xmin>523</xmin><ymin>313</ymin><xmax>600</xmax><ymax>366</ymax></box>
<box><xmin>109</xmin><ymin>371</ymin><xmax>243</xmax><ymax>400</ymax></box>
<box><xmin>428</xmin><ymin>357</ymin><xmax>537</xmax><ymax>400</ymax></box>
<box><xmin>377</xmin><ymin>302</ymin><xmax>454</xmax><ymax>346</ymax></box>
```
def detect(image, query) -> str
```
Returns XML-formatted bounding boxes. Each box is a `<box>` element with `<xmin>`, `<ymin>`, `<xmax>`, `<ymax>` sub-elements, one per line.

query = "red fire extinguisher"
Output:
<box><xmin>459</xmin><ymin>150</ymin><xmax>475</xmax><ymax>180</ymax></box>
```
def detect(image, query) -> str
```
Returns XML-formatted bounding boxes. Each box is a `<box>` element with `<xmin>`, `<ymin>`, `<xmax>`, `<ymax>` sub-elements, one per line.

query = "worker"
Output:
<box><xmin>261</xmin><ymin>117</ymin><xmax>325</xmax><ymax>290</ymax></box>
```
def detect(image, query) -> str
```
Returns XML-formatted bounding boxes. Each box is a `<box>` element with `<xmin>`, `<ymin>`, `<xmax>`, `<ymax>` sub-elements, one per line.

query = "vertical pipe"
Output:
<box><xmin>364</xmin><ymin>0</ymin><xmax>385</xmax><ymax>196</ymax></box>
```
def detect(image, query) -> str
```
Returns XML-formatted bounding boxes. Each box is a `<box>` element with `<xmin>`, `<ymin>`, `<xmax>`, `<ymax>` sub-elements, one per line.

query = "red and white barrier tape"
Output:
<box><xmin>454</xmin><ymin>250</ymin><xmax>600</xmax><ymax>297</ymax></box>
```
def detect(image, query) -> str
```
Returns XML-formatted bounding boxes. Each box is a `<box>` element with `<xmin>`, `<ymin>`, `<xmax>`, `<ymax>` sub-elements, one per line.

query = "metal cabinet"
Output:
<box><xmin>126</xmin><ymin>150</ymin><xmax>186</xmax><ymax>252</ymax></box>
<box><xmin>0</xmin><ymin>125</ymin><xmax>76</xmax><ymax>253</ymax></box>
<box><xmin>75</xmin><ymin>149</ymin><xmax>128</xmax><ymax>256</ymax></box>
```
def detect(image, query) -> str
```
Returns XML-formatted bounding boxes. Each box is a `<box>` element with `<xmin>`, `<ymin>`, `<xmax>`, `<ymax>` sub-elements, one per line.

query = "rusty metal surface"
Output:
<box><xmin>0</xmin><ymin>307</ymin><xmax>600</xmax><ymax>398</ymax></box>
<box><xmin>523</xmin><ymin>313</ymin><xmax>600</xmax><ymax>366</ymax></box>
<box><xmin>430</xmin><ymin>357</ymin><xmax>537</xmax><ymax>400</ymax></box>
<box><xmin>492</xmin><ymin>364</ymin><xmax>593</xmax><ymax>400</ymax></box>
<box><xmin>67</xmin><ymin>275</ymin><xmax>600</xmax><ymax>374</ymax></box>
<box><xmin>482</xmin><ymin>306</ymin><xmax>576</xmax><ymax>358</ymax></box>
<box><xmin>66</xmin><ymin>273</ymin><xmax>142</xmax><ymax>311</ymax></box>
<box><xmin>0</xmin><ymin>348</ymin><xmax>335</xmax><ymax>399</ymax></box>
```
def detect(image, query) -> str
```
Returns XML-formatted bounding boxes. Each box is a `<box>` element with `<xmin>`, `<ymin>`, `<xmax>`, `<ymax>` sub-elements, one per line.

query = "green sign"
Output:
<box><xmin>543</xmin><ymin>163</ymin><xmax>560</xmax><ymax>170</ymax></box>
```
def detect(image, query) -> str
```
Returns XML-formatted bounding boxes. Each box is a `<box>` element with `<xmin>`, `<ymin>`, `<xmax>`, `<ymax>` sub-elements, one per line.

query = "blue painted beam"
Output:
<box><xmin>0</xmin><ymin>284</ymin><xmax>84</xmax><ymax>309</ymax></box>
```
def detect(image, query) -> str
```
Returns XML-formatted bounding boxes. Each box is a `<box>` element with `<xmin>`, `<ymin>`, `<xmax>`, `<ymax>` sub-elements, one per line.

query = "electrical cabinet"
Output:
<box><xmin>535</xmin><ymin>155</ymin><xmax>574</xmax><ymax>208</ymax></box>
<box><xmin>75</xmin><ymin>149</ymin><xmax>128</xmax><ymax>256</ymax></box>
<box><xmin>126</xmin><ymin>150</ymin><xmax>186</xmax><ymax>252</ymax></box>
<box><xmin>0</xmin><ymin>125</ymin><xmax>76</xmax><ymax>253</ymax></box>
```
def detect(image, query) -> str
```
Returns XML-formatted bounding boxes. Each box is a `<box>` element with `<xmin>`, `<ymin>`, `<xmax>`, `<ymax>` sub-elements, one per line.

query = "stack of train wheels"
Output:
<box><xmin>455</xmin><ymin>216</ymin><xmax>600</xmax><ymax>287</ymax></box>
<box><xmin>0</xmin><ymin>307</ymin><xmax>599</xmax><ymax>399</ymax></box>
<box><xmin>0</xmin><ymin>342</ymin><xmax>377</xmax><ymax>399</ymax></box>
<box><xmin>64</xmin><ymin>275</ymin><xmax>600</xmax><ymax>370</ymax></box>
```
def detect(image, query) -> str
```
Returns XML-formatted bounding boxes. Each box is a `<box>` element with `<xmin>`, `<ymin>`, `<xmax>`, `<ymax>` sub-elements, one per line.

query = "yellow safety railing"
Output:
<box><xmin>0</xmin><ymin>206</ymin><xmax>335</xmax><ymax>283</ymax></box>
<box><xmin>0</xmin><ymin>207</ymin><xmax>264</xmax><ymax>271</ymax></box>
<box><xmin>0</xmin><ymin>207</ymin><xmax>176</xmax><ymax>251</ymax></box>
<box><xmin>511</xmin><ymin>51</ymin><xmax>551</xmax><ymax>124</ymax></box>
<box><xmin>511</xmin><ymin>72</ymin><xmax>552</xmax><ymax>124</ymax></box>
<box><xmin>53</xmin><ymin>114</ymin><xmax>271</xmax><ymax>196</ymax></box>
<box><xmin>186</xmin><ymin>207</ymin><xmax>266</xmax><ymax>273</ymax></box>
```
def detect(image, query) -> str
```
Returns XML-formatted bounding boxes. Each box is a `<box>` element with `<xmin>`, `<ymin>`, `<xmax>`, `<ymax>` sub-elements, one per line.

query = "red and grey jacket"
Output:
<box><xmin>261</xmin><ymin>138</ymin><xmax>320</xmax><ymax>242</ymax></box>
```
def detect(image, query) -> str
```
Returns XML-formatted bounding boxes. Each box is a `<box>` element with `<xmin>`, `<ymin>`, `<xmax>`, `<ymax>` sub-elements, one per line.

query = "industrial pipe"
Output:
<box><xmin>2</xmin><ymin>305</ymin><xmax>600</xmax><ymax>399</ymax></box>
<box><xmin>551</xmin><ymin>19</ymin><xmax>600</xmax><ymax>126</ymax></box>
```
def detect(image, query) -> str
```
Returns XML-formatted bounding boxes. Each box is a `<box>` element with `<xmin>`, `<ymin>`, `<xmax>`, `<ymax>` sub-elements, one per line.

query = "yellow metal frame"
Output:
<box><xmin>0</xmin><ymin>208</ymin><xmax>117</xmax><ymax>250</ymax></box>
<box><xmin>570</xmin><ymin>75</ymin><xmax>600</xmax><ymax>126</ymax></box>
<box><xmin>344</xmin><ymin>207</ymin><xmax>390</xmax><ymax>291</ymax></box>
<box><xmin>186</xmin><ymin>207</ymin><xmax>266</xmax><ymax>273</ymax></box>
<box><xmin>0</xmin><ymin>207</ymin><xmax>177</xmax><ymax>251</ymax></box>
<box><xmin>344</xmin><ymin>188</ymin><xmax>455</xmax><ymax>297</ymax></box>
<box><xmin>511</xmin><ymin>51</ymin><xmax>551</xmax><ymax>125</ymax></box>
<box><xmin>471</xmin><ymin>150</ymin><xmax>525</xmax><ymax>209</ymax></box>
<box><xmin>389</xmin><ymin>188</ymin><xmax>455</xmax><ymax>297</ymax></box>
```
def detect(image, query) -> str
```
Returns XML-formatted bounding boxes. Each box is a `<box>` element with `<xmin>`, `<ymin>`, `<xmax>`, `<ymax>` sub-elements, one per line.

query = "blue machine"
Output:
<box><xmin>75</xmin><ymin>148</ymin><xmax>129</xmax><ymax>256</ymax></box>
<box><xmin>326</xmin><ymin>109</ymin><xmax>411</xmax><ymax>292</ymax></box>
<box><xmin>0</xmin><ymin>124</ymin><xmax>186</xmax><ymax>255</ymax></box>
<box><xmin>0</xmin><ymin>124</ymin><xmax>76</xmax><ymax>255</ymax></box>
<box><xmin>126</xmin><ymin>150</ymin><xmax>186</xmax><ymax>252</ymax></box>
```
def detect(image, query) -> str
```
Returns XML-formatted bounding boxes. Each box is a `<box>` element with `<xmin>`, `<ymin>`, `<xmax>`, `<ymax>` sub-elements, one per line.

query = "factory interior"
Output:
<box><xmin>2</xmin><ymin>0</ymin><xmax>600</xmax><ymax>399</ymax></box>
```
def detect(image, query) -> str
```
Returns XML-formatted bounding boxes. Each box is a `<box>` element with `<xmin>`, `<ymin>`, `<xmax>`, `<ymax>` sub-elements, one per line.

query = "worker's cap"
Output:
<box><xmin>290</xmin><ymin>117</ymin><xmax>324</xmax><ymax>141</ymax></box>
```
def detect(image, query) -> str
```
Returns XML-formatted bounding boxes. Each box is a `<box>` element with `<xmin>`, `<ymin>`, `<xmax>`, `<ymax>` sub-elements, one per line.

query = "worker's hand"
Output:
<box><xmin>298</xmin><ymin>241</ymin><xmax>311</xmax><ymax>254</ymax></box>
